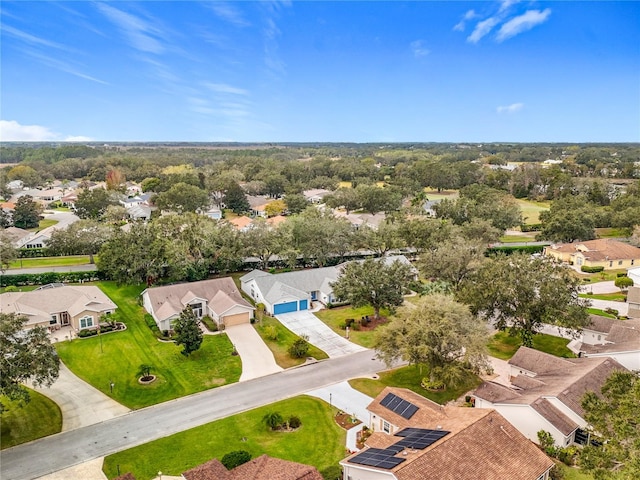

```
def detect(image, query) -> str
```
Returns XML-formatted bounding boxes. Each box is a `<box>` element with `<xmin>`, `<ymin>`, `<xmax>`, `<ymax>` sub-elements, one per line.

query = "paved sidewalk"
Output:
<box><xmin>276</xmin><ymin>311</ymin><xmax>366</xmax><ymax>358</ymax></box>
<box><xmin>225</xmin><ymin>324</ymin><xmax>283</xmax><ymax>381</ymax></box>
<box><xmin>588</xmin><ymin>299</ymin><xmax>628</xmax><ymax>316</ymax></box>
<box><xmin>30</xmin><ymin>363</ymin><xmax>129</xmax><ymax>432</ymax></box>
<box><xmin>580</xmin><ymin>281</ymin><xmax>618</xmax><ymax>294</ymax></box>
<box><xmin>35</xmin><ymin>458</ymin><xmax>106</xmax><ymax>480</ymax></box>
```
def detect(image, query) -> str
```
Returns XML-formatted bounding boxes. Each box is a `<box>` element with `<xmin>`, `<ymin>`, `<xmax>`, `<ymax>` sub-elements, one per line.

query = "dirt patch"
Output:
<box><xmin>205</xmin><ymin>378</ymin><xmax>226</xmax><ymax>387</ymax></box>
<box><xmin>335</xmin><ymin>412</ymin><xmax>361</xmax><ymax>430</ymax></box>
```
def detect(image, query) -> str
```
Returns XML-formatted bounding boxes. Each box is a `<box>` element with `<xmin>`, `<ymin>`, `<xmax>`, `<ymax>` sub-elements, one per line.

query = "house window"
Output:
<box><xmin>382</xmin><ymin>421</ymin><xmax>390</xmax><ymax>434</ymax></box>
<box><xmin>632</xmin><ymin>260</ymin><xmax>635</xmax><ymax>265</ymax></box>
<box><xmin>50</xmin><ymin>314</ymin><xmax>57</xmax><ymax>325</ymax></box>
<box><xmin>251</xmin><ymin>288</ymin><xmax>255</xmax><ymax>298</ymax></box>
<box><xmin>609</xmin><ymin>261</ymin><xmax>613</xmax><ymax>267</ymax></box>
<box><xmin>597</xmin><ymin>335</ymin><xmax>601</xmax><ymax>341</ymax></box>
<box><xmin>79</xmin><ymin>316</ymin><xmax>94</xmax><ymax>329</ymax></box>
<box><xmin>618</xmin><ymin>260</ymin><xmax>623</xmax><ymax>266</ymax></box>
<box><xmin>311</xmin><ymin>291</ymin><xmax>317</xmax><ymax>300</ymax></box>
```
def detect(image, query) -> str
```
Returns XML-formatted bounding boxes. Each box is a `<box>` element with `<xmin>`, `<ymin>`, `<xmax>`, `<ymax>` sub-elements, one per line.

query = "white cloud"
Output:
<box><xmin>498</xmin><ymin>0</ymin><xmax>521</xmax><ymax>13</ymax></box>
<box><xmin>496</xmin><ymin>9</ymin><xmax>552</xmax><ymax>42</ymax></box>
<box><xmin>410</xmin><ymin>40</ymin><xmax>430</xmax><ymax>57</ymax></box>
<box><xmin>96</xmin><ymin>3</ymin><xmax>164</xmax><ymax>54</ymax></box>
<box><xmin>203</xmin><ymin>82</ymin><xmax>249</xmax><ymax>96</ymax></box>
<box><xmin>453</xmin><ymin>9</ymin><xmax>477</xmax><ymax>31</ymax></box>
<box><xmin>467</xmin><ymin>17</ymin><xmax>500</xmax><ymax>43</ymax></box>
<box><xmin>208</xmin><ymin>2</ymin><xmax>250</xmax><ymax>27</ymax></box>
<box><xmin>0</xmin><ymin>120</ymin><xmax>92</xmax><ymax>142</ymax></box>
<box><xmin>2</xmin><ymin>25</ymin><xmax>68</xmax><ymax>50</ymax></box>
<box><xmin>497</xmin><ymin>103</ymin><xmax>524</xmax><ymax>114</ymax></box>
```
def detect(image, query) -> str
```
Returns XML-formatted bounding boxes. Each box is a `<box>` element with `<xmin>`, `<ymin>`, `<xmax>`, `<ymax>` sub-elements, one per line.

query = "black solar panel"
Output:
<box><xmin>380</xmin><ymin>393</ymin><xmax>419</xmax><ymax>419</ymax></box>
<box><xmin>394</xmin><ymin>428</ymin><xmax>450</xmax><ymax>450</ymax></box>
<box><xmin>349</xmin><ymin>447</ymin><xmax>407</xmax><ymax>470</ymax></box>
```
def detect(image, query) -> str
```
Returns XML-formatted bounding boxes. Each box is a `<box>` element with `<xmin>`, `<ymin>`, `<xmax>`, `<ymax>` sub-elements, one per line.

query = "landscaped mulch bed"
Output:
<box><xmin>334</xmin><ymin>412</ymin><xmax>361</xmax><ymax>430</ymax></box>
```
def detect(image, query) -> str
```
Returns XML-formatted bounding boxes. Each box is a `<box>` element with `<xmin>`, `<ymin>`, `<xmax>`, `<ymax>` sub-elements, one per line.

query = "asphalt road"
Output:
<box><xmin>0</xmin><ymin>350</ymin><xmax>388</xmax><ymax>480</ymax></box>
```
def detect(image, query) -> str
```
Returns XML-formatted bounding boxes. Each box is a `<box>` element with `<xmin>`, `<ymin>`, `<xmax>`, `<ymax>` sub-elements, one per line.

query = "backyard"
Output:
<box><xmin>0</xmin><ymin>388</ymin><xmax>62</xmax><ymax>449</ymax></box>
<box><xmin>102</xmin><ymin>396</ymin><xmax>344</xmax><ymax>480</ymax></box>
<box><xmin>55</xmin><ymin>282</ymin><xmax>241</xmax><ymax>409</ymax></box>
<box><xmin>487</xmin><ymin>331</ymin><xmax>576</xmax><ymax>360</ymax></box>
<box><xmin>7</xmin><ymin>255</ymin><xmax>94</xmax><ymax>269</ymax></box>
<box><xmin>314</xmin><ymin>305</ymin><xmax>390</xmax><ymax>349</ymax></box>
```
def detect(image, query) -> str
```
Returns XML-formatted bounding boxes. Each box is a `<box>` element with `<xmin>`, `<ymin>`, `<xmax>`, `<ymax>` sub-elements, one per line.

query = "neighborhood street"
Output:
<box><xmin>0</xmin><ymin>349</ymin><xmax>390</xmax><ymax>480</ymax></box>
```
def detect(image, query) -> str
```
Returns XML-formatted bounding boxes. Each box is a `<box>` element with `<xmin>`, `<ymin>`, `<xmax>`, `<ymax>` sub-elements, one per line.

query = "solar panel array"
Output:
<box><xmin>348</xmin><ymin>448</ymin><xmax>406</xmax><ymax>470</ymax></box>
<box><xmin>379</xmin><ymin>393</ymin><xmax>419</xmax><ymax>419</ymax></box>
<box><xmin>394</xmin><ymin>428</ymin><xmax>450</xmax><ymax>450</ymax></box>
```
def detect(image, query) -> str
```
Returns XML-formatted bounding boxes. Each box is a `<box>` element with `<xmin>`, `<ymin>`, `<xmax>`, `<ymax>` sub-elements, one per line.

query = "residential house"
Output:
<box><xmin>576</xmin><ymin>317</ymin><xmax>640</xmax><ymax>370</ymax></box>
<box><xmin>16</xmin><ymin>232</ymin><xmax>50</xmax><ymax>249</ymax></box>
<box><xmin>341</xmin><ymin>387</ymin><xmax>553</xmax><ymax>480</ymax></box>
<box><xmin>543</xmin><ymin>239</ymin><xmax>640</xmax><ymax>270</ymax></box>
<box><xmin>126</xmin><ymin>204</ymin><xmax>152</xmax><ymax>221</ymax></box>
<box><xmin>60</xmin><ymin>191</ymin><xmax>79</xmax><ymax>208</ymax></box>
<box><xmin>119</xmin><ymin>193</ymin><xmax>152</xmax><ymax>209</ymax></box>
<box><xmin>0</xmin><ymin>284</ymin><xmax>117</xmax><ymax>332</ymax></box>
<box><xmin>182</xmin><ymin>454</ymin><xmax>323</xmax><ymax>480</ymax></box>
<box><xmin>266</xmin><ymin>214</ymin><xmax>287</xmax><ymax>227</ymax></box>
<box><xmin>302</xmin><ymin>188</ymin><xmax>332</xmax><ymax>204</ymax></box>
<box><xmin>627</xmin><ymin>286</ymin><xmax>640</xmax><ymax>319</ymax></box>
<box><xmin>142</xmin><ymin>278</ymin><xmax>254</xmax><ymax>332</ymax></box>
<box><xmin>203</xmin><ymin>206</ymin><xmax>223</xmax><ymax>220</ymax></box>
<box><xmin>2</xmin><ymin>226</ymin><xmax>31</xmax><ymax>246</ymax></box>
<box><xmin>247</xmin><ymin>195</ymin><xmax>270</xmax><ymax>218</ymax></box>
<box><xmin>628</xmin><ymin>266</ymin><xmax>640</xmax><ymax>285</ymax></box>
<box><xmin>473</xmin><ymin>347</ymin><xmax>627</xmax><ymax>447</ymax></box>
<box><xmin>228</xmin><ymin>215</ymin><xmax>253</xmax><ymax>232</ymax></box>
<box><xmin>241</xmin><ymin>255</ymin><xmax>416</xmax><ymax>315</ymax></box>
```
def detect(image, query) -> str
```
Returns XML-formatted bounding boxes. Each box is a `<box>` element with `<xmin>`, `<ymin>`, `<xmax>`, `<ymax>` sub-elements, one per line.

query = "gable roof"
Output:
<box><xmin>182</xmin><ymin>455</ymin><xmax>323</xmax><ymax>480</ymax></box>
<box><xmin>549</xmin><ymin>239</ymin><xmax>640</xmax><ymax>261</ymax></box>
<box><xmin>579</xmin><ymin>318</ymin><xmax>640</xmax><ymax>355</ymax></box>
<box><xmin>143</xmin><ymin>278</ymin><xmax>253</xmax><ymax>322</ymax></box>
<box><xmin>345</xmin><ymin>387</ymin><xmax>553</xmax><ymax>480</ymax></box>
<box><xmin>0</xmin><ymin>285</ymin><xmax>117</xmax><ymax>327</ymax></box>
<box><xmin>241</xmin><ymin>266</ymin><xmax>341</xmax><ymax>301</ymax></box>
<box><xmin>585</xmin><ymin>314</ymin><xmax>617</xmax><ymax>334</ymax></box>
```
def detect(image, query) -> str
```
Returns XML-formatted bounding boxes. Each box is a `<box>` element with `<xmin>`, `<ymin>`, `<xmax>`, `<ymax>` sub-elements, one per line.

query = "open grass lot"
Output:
<box><xmin>55</xmin><ymin>282</ymin><xmax>241</xmax><ymax>409</ymax></box>
<box><xmin>314</xmin><ymin>305</ymin><xmax>390</xmax><ymax>349</ymax></box>
<box><xmin>580</xmin><ymin>292</ymin><xmax>626</xmax><ymax>302</ymax></box>
<box><xmin>423</xmin><ymin>188</ymin><xmax>459</xmax><ymax>201</ymax></box>
<box><xmin>254</xmin><ymin>316</ymin><xmax>328</xmax><ymax>368</ymax></box>
<box><xmin>102</xmin><ymin>396</ymin><xmax>344</xmax><ymax>480</ymax></box>
<box><xmin>574</xmin><ymin>269</ymin><xmax>627</xmax><ymax>283</ymax></box>
<box><xmin>487</xmin><ymin>331</ymin><xmax>576</xmax><ymax>360</ymax></box>
<box><xmin>349</xmin><ymin>365</ymin><xmax>481</xmax><ymax>405</ymax></box>
<box><xmin>7</xmin><ymin>255</ymin><xmax>93</xmax><ymax>269</ymax></box>
<box><xmin>498</xmin><ymin>233</ymin><xmax>538</xmax><ymax>243</ymax></box>
<box><xmin>0</xmin><ymin>388</ymin><xmax>62</xmax><ymax>449</ymax></box>
<box><xmin>587</xmin><ymin>308</ymin><xmax>617</xmax><ymax>318</ymax></box>
<box><xmin>516</xmin><ymin>199</ymin><xmax>550</xmax><ymax>225</ymax></box>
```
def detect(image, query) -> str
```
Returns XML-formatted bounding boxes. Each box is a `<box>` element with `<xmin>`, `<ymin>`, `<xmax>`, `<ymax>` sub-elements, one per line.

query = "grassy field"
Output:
<box><xmin>314</xmin><ymin>305</ymin><xmax>390</xmax><ymax>349</ymax></box>
<box><xmin>558</xmin><ymin>464</ymin><xmax>595</xmax><ymax>480</ymax></box>
<box><xmin>574</xmin><ymin>269</ymin><xmax>628</xmax><ymax>283</ymax></box>
<box><xmin>487</xmin><ymin>331</ymin><xmax>576</xmax><ymax>360</ymax></box>
<box><xmin>595</xmin><ymin>227</ymin><xmax>631</xmax><ymax>238</ymax></box>
<box><xmin>423</xmin><ymin>188</ymin><xmax>459</xmax><ymax>201</ymax></box>
<box><xmin>7</xmin><ymin>255</ymin><xmax>93</xmax><ymax>269</ymax></box>
<box><xmin>349</xmin><ymin>365</ymin><xmax>481</xmax><ymax>405</ymax></box>
<box><xmin>498</xmin><ymin>234</ymin><xmax>538</xmax><ymax>243</ymax></box>
<box><xmin>254</xmin><ymin>316</ymin><xmax>328</xmax><ymax>368</ymax></box>
<box><xmin>587</xmin><ymin>308</ymin><xmax>617</xmax><ymax>318</ymax></box>
<box><xmin>55</xmin><ymin>282</ymin><xmax>241</xmax><ymax>409</ymax></box>
<box><xmin>579</xmin><ymin>292</ymin><xmax>626</xmax><ymax>302</ymax></box>
<box><xmin>27</xmin><ymin>218</ymin><xmax>58</xmax><ymax>231</ymax></box>
<box><xmin>0</xmin><ymin>388</ymin><xmax>62</xmax><ymax>449</ymax></box>
<box><xmin>102</xmin><ymin>396</ymin><xmax>344</xmax><ymax>480</ymax></box>
<box><xmin>516</xmin><ymin>199</ymin><xmax>550</xmax><ymax>225</ymax></box>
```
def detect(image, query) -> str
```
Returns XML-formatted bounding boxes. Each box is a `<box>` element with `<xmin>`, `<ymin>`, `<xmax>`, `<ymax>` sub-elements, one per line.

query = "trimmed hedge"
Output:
<box><xmin>519</xmin><ymin>223</ymin><xmax>543</xmax><ymax>232</ymax></box>
<box><xmin>486</xmin><ymin>245</ymin><xmax>545</xmax><ymax>256</ymax></box>
<box><xmin>18</xmin><ymin>248</ymin><xmax>51</xmax><ymax>258</ymax></box>
<box><xmin>580</xmin><ymin>266</ymin><xmax>605</xmax><ymax>273</ymax></box>
<box><xmin>0</xmin><ymin>271</ymin><xmax>107</xmax><ymax>287</ymax></box>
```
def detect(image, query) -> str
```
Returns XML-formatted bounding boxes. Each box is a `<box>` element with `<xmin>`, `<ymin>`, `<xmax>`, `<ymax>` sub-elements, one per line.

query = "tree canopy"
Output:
<box><xmin>173</xmin><ymin>307</ymin><xmax>203</xmax><ymax>357</ymax></box>
<box><xmin>330</xmin><ymin>257</ymin><xmax>414</xmax><ymax>319</ymax></box>
<box><xmin>74</xmin><ymin>188</ymin><xmax>118</xmax><ymax>220</ymax></box>
<box><xmin>375</xmin><ymin>294</ymin><xmax>491</xmax><ymax>388</ymax></box>
<box><xmin>13</xmin><ymin>195</ymin><xmax>41</xmax><ymax>229</ymax></box>
<box><xmin>0</xmin><ymin>313</ymin><xmax>60</xmax><ymax>411</ymax></box>
<box><xmin>457</xmin><ymin>253</ymin><xmax>590</xmax><ymax>347</ymax></box>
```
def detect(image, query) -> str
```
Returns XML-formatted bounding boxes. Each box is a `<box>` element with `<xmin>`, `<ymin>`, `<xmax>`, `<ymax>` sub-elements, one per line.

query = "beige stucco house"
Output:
<box><xmin>544</xmin><ymin>239</ymin><xmax>640</xmax><ymax>270</ymax></box>
<box><xmin>0</xmin><ymin>284</ymin><xmax>117</xmax><ymax>332</ymax></box>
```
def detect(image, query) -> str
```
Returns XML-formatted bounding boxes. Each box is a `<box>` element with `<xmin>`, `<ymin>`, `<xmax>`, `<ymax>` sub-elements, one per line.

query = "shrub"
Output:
<box><xmin>0</xmin><ymin>270</ymin><xmax>107</xmax><ymax>287</ymax></box>
<box><xmin>3</xmin><ymin>285</ymin><xmax>18</xmax><ymax>292</ymax></box>
<box><xmin>288</xmin><ymin>415</ymin><xmax>302</xmax><ymax>429</ymax></box>
<box><xmin>614</xmin><ymin>276</ymin><xmax>633</xmax><ymax>290</ymax></box>
<box><xmin>263</xmin><ymin>324</ymin><xmax>278</xmax><ymax>341</ymax></box>
<box><xmin>320</xmin><ymin>465</ymin><xmax>343</xmax><ymax>480</ymax></box>
<box><xmin>580</xmin><ymin>265</ymin><xmax>604</xmax><ymax>273</ymax></box>
<box><xmin>201</xmin><ymin>315</ymin><xmax>218</xmax><ymax>332</ymax></box>
<box><xmin>520</xmin><ymin>223</ymin><xmax>543</xmax><ymax>232</ymax></box>
<box><xmin>617</xmin><ymin>272</ymin><xmax>628</xmax><ymax>277</ymax></box>
<box><xmin>486</xmin><ymin>245</ymin><xmax>544</xmax><ymax>256</ymax></box>
<box><xmin>288</xmin><ymin>337</ymin><xmax>310</xmax><ymax>359</ymax></box>
<box><xmin>221</xmin><ymin>450</ymin><xmax>251</xmax><ymax>470</ymax></box>
<box><xmin>421</xmin><ymin>377</ymin><xmax>445</xmax><ymax>391</ymax></box>
<box><xmin>78</xmin><ymin>329</ymin><xmax>98</xmax><ymax>338</ymax></box>
<box><xmin>548</xmin><ymin>464</ymin><xmax>565</xmax><ymax>480</ymax></box>
<box><xmin>262</xmin><ymin>412</ymin><xmax>284</xmax><ymax>430</ymax></box>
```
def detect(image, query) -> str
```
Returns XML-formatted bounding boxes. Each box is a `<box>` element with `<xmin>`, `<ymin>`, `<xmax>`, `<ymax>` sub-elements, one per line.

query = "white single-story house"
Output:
<box><xmin>16</xmin><ymin>232</ymin><xmax>50</xmax><ymax>249</ymax></box>
<box><xmin>120</xmin><ymin>193</ymin><xmax>152</xmax><ymax>209</ymax></box>
<box><xmin>341</xmin><ymin>387</ymin><xmax>553</xmax><ymax>480</ymax></box>
<box><xmin>628</xmin><ymin>266</ymin><xmax>640</xmax><ymax>286</ymax></box>
<box><xmin>203</xmin><ymin>206</ymin><xmax>222</xmax><ymax>220</ymax></box>
<box><xmin>473</xmin><ymin>346</ymin><xmax>627</xmax><ymax>448</ymax></box>
<box><xmin>241</xmin><ymin>255</ymin><xmax>416</xmax><ymax>315</ymax></box>
<box><xmin>302</xmin><ymin>188</ymin><xmax>332</xmax><ymax>204</ymax></box>
<box><xmin>142</xmin><ymin>278</ymin><xmax>254</xmax><ymax>331</ymax></box>
<box><xmin>627</xmin><ymin>286</ymin><xmax>640</xmax><ymax>319</ymax></box>
<box><xmin>575</xmin><ymin>317</ymin><xmax>640</xmax><ymax>370</ymax></box>
<box><xmin>0</xmin><ymin>284</ymin><xmax>117</xmax><ymax>332</ymax></box>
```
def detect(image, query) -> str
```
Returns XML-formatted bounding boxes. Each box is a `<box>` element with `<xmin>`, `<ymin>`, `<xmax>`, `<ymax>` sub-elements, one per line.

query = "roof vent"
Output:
<box><xmin>436</xmin><ymin>425</ymin><xmax>442</xmax><ymax>430</ymax></box>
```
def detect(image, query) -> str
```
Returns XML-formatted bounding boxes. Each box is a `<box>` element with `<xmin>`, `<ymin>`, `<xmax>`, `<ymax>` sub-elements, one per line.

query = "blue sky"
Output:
<box><xmin>1</xmin><ymin>1</ymin><xmax>638</xmax><ymax>142</ymax></box>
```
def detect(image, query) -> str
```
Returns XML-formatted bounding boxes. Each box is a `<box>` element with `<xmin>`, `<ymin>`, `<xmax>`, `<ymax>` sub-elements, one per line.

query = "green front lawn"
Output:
<box><xmin>487</xmin><ymin>331</ymin><xmax>576</xmax><ymax>360</ymax></box>
<box><xmin>27</xmin><ymin>218</ymin><xmax>58</xmax><ymax>231</ymax></box>
<box><xmin>314</xmin><ymin>305</ymin><xmax>390</xmax><ymax>348</ymax></box>
<box><xmin>499</xmin><ymin>234</ymin><xmax>538</xmax><ymax>243</ymax></box>
<box><xmin>55</xmin><ymin>282</ymin><xmax>241</xmax><ymax>409</ymax></box>
<box><xmin>7</xmin><ymin>255</ymin><xmax>93</xmax><ymax>269</ymax></box>
<box><xmin>102</xmin><ymin>396</ymin><xmax>344</xmax><ymax>480</ymax></box>
<box><xmin>349</xmin><ymin>365</ymin><xmax>481</xmax><ymax>405</ymax></box>
<box><xmin>1</xmin><ymin>388</ymin><xmax>62</xmax><ymax>449</ymax></box>
<box><xmin>517</xmin><ymin>199</ymin><xmax>550</xmax><ymax>225</ymax></box>
<box><xmin>576</xmin><ymin>269</ymin><xmax>628</xmax><ymax>283</ymax></box>
<box><xmin>254</xmin><ymin>316</ymin><xmax>328</xmax><ymax>368</ymax></box>
<box><xmin>587</xmin><ymin>308</ymin><xmax>617</xmax><ymax>318</ymax></box>
<box><xmin>579</xmin><ymin>292</ymin><xmax>626</xmax><ymax>302</ymax></box>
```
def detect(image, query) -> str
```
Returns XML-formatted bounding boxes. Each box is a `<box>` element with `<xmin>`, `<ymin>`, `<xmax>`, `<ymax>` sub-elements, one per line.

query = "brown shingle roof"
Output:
<box><xmin>586</xmin><ymin>314</ymin><xmax>617</xmax><ymax>334</ymax></box>
<box><xmin>509</xmin><ymin>346</ymin><xmax>575</xmax><ymax>374</ymax></box>
<box><xmin>345</xmin><ymin>388</ymin><xmax>553</xmax><ymax>480</ymax></box>
<box><xmin>531</xmin><ymin>398</ymin><xmax>578</xmax><ymax>435</ymax></box>
<box><xmin>549</xmin><ymin>239</ymin><xmax>640</xmax><ymax>261</ymax></box>
<box><xmin>580</xmin><ymin>319</ymin><xmax>640</xmax><ymax>354</ymax></box>
<box><xmin>181</xmin><ymin>455</ymin><xmax>323</xmax><ymax>480</ymax></box>
<box><xmin>183</xmin><ymin>459</ymin><xmax>230</xmax><ymax>480</ymax></box>
<box><xmin>114</xmin><ymin>473</ymin><xmax>137</xmax><ymax>480</ymax></box>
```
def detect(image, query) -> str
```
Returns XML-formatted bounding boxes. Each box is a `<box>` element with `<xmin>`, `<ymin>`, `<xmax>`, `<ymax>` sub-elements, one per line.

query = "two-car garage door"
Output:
<box><xmin>273</xmin><ymin>300</ymin><xmax>308</xmax><ymax>315</ymax></box>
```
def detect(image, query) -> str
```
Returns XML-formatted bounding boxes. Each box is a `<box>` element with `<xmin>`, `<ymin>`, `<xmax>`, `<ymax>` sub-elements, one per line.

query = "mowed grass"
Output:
<box><xmin>574</xmin><ymin>269</ymin><xmax>628</xmax><ymax>283</ymax></box>
<box><xmin>558</xmin><ymin>464</ymin><xmax>595</xmax><ymax>480</ymax></box>
<box><xmin>487</xmin><ymin>331</ymin><xmax>576</xmax><ymax>360</ymax></box>
<box><xmin>55</xmin><ymin>282</ymin><xmax>241</xmax><ymax>409</ymax></box>
<box><xmin>349</xmin><ymin>365</ymin><xmax>481</xmax><ymax>405</ymax></box>
<box><xmin>499</xmin><ymin>233</ymin><xmax>538</xmax><ymax>243</ymax></box>
<box><xmin>7</xmin><ymin>255</ymin><xmax>93</xmax><ymax>269</ymax></box>
<box><xmin>516</xmin><ymin>199</ymin><xmax>550</xmax><ymax>225</ymax></box>
<box><xmin>1</xmin><ymin>388</ymin><xmax>62</xmax><ymax>449</ymax></box>
<box><xmin>579</xmin><ymin>292</ymin><xmax>626</xmax><ymax>302</ymax></box>
<box><xmin>254</xmin><ymin>316</ymin><xmax>328</xmax><ymax>368</ymax></box>
<box><xmin>27</xmin><ymin>218</ymin><xmax>58</xmax><ymax>231</ymax></box>
<box><xmin>102</xmin><ymin>396</ymin><xmax>344</xmax><ymax>480</ymax></box>
<box><xmin>314</xmin><ymin>305</ymin><xmax>390</xmax><ymax>348</ymax></box>
<box><xmin>423</xmin><ymin>188</ymin><xmax>459</xmax><ymax>201</ymax></box>
<box><xmin>587</xmin><ymin>308</ymin><xmax>617</xmax><ymax>318</ymax></box>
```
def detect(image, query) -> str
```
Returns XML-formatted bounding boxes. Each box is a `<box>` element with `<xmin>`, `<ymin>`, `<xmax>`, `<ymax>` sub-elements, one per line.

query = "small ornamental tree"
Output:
<box><xmin>288</xmin><ymin>337</ymin><xmax>310</xmax><ymax>359</ymax></box>
<box><xmin>262</xmin><ymin>411</ymin><xmax>284</xmax><ymax>430</ymax></box>
<box><xmin>173</xmin><ymin>307</ymin><xmax>203</xmax><ymax>357</ymax></box>
<box><xmin>614</xmin><ymin>276</ymin><xmax>633</xmax><ymax>292</ymax></box>
<box><xmin>137</xmin><ymin>364</ymin><xmax>154</xmax><ymax>381</ymax></box>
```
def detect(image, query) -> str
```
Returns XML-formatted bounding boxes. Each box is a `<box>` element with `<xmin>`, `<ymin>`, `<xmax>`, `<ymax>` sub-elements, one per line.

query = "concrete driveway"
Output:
<box><xmin>29</xmin><ymin>363</ymin><xmax>129</xmax><ymax>432</ymax></box>
<box><xmin>225</xmin><ymin>324</ymin><xmax>283</xmax><ymax>381</ymax></box>
<box><xmin>275</xmin><ymin>311</ymin><xmax>367</xmax><ymax>358</ymax></box>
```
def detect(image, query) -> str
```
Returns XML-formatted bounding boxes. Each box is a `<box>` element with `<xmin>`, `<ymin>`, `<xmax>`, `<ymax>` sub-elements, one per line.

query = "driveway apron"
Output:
<box><xmin>275</xmin><ymin>311</ymin><xmax>367</xmax><ymax>358</ymax></box>
<box><xmin>225</xmin><ymin>324</ymin><xmax>283</xmax><ymax>381</ymax></box>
